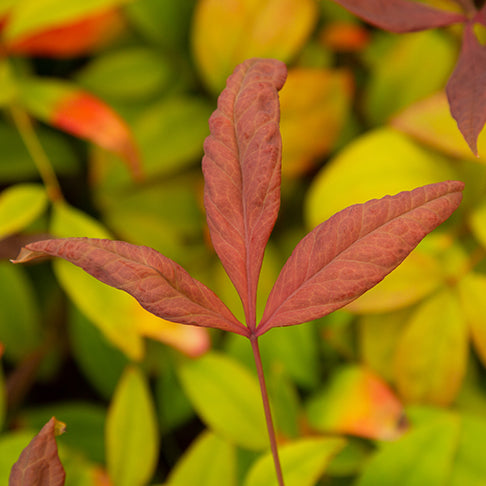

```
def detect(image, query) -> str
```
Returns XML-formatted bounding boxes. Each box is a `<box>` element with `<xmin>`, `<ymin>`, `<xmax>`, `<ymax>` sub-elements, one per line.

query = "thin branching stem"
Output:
<box><xmin>250</xmin><ymin>334</ymin><xmax>285</xmax><ymax>486</ymax></box>
<box><xmin>9</xmin><ymin>104</ymin><xmax>64</xmax><ymax>202</ymax></box>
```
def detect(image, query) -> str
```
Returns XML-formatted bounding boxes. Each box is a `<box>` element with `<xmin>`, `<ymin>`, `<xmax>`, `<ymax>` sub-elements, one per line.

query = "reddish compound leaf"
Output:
<box><xmin>9</xmin><ymin>417</ymin><xmax>66</xmax><ymax>486</ymax></box>
<box><xmin>12</xmin><ymin>238</ymin><xmax>248</xmax><ymax>336</ymax></box>
<box><xmin>202</xmin><ymin>58</ymin><xmax>287</xmax><ymax>329</ymax></box>
<box><xmin>330</xmin><ymin>0</ymin><xmax>466</xmax><ymax>33</ymax></box>
<box><xmin>446</xmin><ymin>11</ymin><xmax>486</xmax><ymax>156</ymax></box>
<box><xmin>257</xmin><ymin>181</ymin><xmax>464</xmax><ymax>335</ymax></box>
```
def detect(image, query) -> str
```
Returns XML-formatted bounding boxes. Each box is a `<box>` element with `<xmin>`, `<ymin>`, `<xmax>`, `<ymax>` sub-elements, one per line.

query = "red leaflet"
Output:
<box><xmin>257</xmin><ymin>181</ymin><xmax>464</xmax><ymax>335</ymax></box>
<box><xmin>202</xmin><ymin>58</ymin><xmax>287</xmax><ymax>329</ymax></box>
<box><xmin>329</xmin><ymin>0</ymin><xmax>466</xmax><ymax>33</ymax></box>
<box><xmin>9</xmin><ymin>417</ymin><xmax>66</xmax><ymax>486</ymax></box>
<box><xmin>13</xmin><ymin>238</ymin><xmax>248</xmax><ymax>337</ymax></box>
<box><xmin>446</xmin><ymin>10</ymin><xmax>486</xmax><ymax>156</ymax></box>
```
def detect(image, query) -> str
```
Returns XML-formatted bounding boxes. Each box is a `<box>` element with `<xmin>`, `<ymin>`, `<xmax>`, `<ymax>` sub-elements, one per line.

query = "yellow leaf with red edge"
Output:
<box><xmin>6</xmin><ymin>9</ymin><xmax>123</xmax><ymax>57</ymax></box>
<box><xmin>18</xmin><ymin>78</ymin><xmax>141</xmax><ymax>179</ymax></box>
<box><xmin>192</xmin><ymin>0</ymin><xmax>318</xmax><ymax>92</ymax></box>
<box><xmin>279</xmin><ymin>67</ymin><xmax>353</xmax><ymax>177</ymax></box>
<box><xmin>306</xmin><ymin>366</ymin><xmax>406</xmax><ymax>440</ymax></box>
<box><xmin>392</xmin><ymin>91</ymin><xmax>486</xmax><ymax>160</ymax></box>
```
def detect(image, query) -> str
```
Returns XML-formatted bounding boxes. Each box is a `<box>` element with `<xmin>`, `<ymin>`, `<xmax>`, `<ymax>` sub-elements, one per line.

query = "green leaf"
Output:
<box><xmin>106</xmin><ymin>366</ymin><xmax>159</xmax><ymax>486</ymax></box>
<box><xmin>4</xmin><ymin>0</ymin><xmax>129</xmax><ymax>42</ymax></box>
<box><xmin>0</xmin><ymin>262</ymin><xmax>42</xmax><ymax>362</ymax></box>
<box><xmin>20</xmin><ymin>401</ymin><xmax>106</xmax><ymax>464</ymax></box>
<box><xmin>469</xmin><ymin>199</ymin><xmax>486</xmax><ymax>250</ymax></box>
<box><xmin>0</xmin><ymin>362</ymin><xmax>5</xmax><ymax>431</ymax></box>
<box><xmin>394</xmin><ymin>288</ymin><xmax>468</xmax><ymax>405</ymax></box>
<box><xmin>166</xmin><ymin>431</ymin><xmax>237</xmax><ymax>486</ymax></box>
<box><xmin>363</xmin><ymin>30</ymin><xmax>456</xmax><ymax>125</ymax></box>
<box><xmin>0</xmin><ymin>184</ymin><xmax>47</xmax><ymax>239</ymax></box>
<box><xmin>50</xmin><ymin>201</ymin><xmax>144</xmax><ymax>360</ymax></box>
<box><xmin>76</xmin><ymin>47</ymin><xmax>175</xmax><ymax>102</ymax></box>
<box><xmin>356</xmin><ymin>412</ymin><xmax>459</xmax><ymax>486</ymax></box>
<box><xmin>244</xmin><ymin>437</ymin><xmax>345</xmax><ymax>486</ymax></box>
<box><xmin>177</xmin><ymin>351</ymin><xmax>268</xmax><ymax>450</ymax></box>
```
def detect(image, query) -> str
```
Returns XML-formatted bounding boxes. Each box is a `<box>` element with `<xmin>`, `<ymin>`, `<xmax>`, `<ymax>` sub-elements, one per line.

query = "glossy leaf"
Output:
<box><xmin>446</xmin><ymin>18</ymin><xmax>486</xmax><ymax>155</ymax></box>
<box><xmin>106</xmin><ymin>366</ymin><xmax>159</xmax><ymax>486</ymax></box>
<box><xmin>330</xmin><ymin>0</ymin><xmax>465</xmax><ymax>33</ymax></box>
<box><xmin>258</xmin><ymin>181</ymin><xmax>464</xmax><ymax>334</ymax></box>
<box><xmin>0</xmin><ymin>184</ymin><xmax>47</xmax><ymax>239</ymax></box>
<box><xmin>307</xmin><ymin>366</ymin><xmax>406</xmax><ymax>440</ymax></box>
<box><xmin>166</xmin><ymin>432</ymin><xmax>236</xmax><ymax>486</ymax></box>
<box><xmin>13</xmin><ymin>237</ymin><xmax>246</xmax><ymax>336</ymax></box>
<box><xmin>192</xmin><ymin>0</ymin><xmax>316</xmax><ymax>92</ymax></box>
<box><xmin>6</xmin><ymin>9</ymin><xmax>122</xmax><ymax>57</ymax></box>
<box><xmin>18</xmin><ymin>78</ymin><xmax>141</xmax><ymax>178</ymax></box>
<box><xmin>9</xmin><ymin>417</ymin><xmax>66</xmax><ymax>486</ymax></box>
<box><xmin>244</xmin><ymin>437</ymin><xmax>345</xmax><ymax>486</ymax></box>
<box><xmin>177</xmin><ymin>352</ymin><xmax>268</xmax><ymax>450</ymax></box>
<box><xmin>394</xmin><ymin>288</ymin><xmax>468</xmax><ymax>405</ymax></box>
<box><xmin>202</xmin><ymin>58</ymin><xmax>286</xmax><ymax>328</ymax></box>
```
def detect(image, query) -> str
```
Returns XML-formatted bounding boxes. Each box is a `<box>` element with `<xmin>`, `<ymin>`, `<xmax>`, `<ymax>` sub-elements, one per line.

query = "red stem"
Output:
<box><xmin>250</xmin><ymin>334</ymin><xmax>285</xmax><ymax>486</ymax></box>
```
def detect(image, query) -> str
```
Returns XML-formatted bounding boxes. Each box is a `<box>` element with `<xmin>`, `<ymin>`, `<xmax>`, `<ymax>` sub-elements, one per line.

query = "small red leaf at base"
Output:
<box><xmin>9</xmin><ymin>417</ymin><xmax>66</xmax><ymax>486</ymax></box>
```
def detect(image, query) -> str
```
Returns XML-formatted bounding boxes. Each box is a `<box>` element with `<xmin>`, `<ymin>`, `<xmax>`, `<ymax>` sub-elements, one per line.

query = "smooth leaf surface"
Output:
<box><xmin>306</xmin><ymin>366</ymin><xmax>406</xmax><ymax>440</ymax></box>
<box><xmin>18</xmin><ymin>78</ymin><xmax>141</xmax><ymax>178</ymax></box>
<box><xmin>106</xmin><ymin>367</ymin><xmax>159</xmax><ymax>486</ymax></box>
<box><xmin>258</xmin><ymin>181</ymin><xmax>464</xmax><ymax>333</ymax></box>
<box><xmin>177</xmin><ymin>352</ymin><xmax>268</xmax><ymax>450</ymax></box>
<box><xmin>14</xmin><ymin>236</ymin><xmax>246</xmax><ymax>336</ymax></box>
<box><xmin>192</xmin><ymin>0</ymin><xmax>316</xmax><ymax>92</ymax></box>
<box><xmin>330</xmin><ymin>0</ymin><xmax>465</xmax><ymax>33</ymax></box>
<box><xmin>244</xmin><ymin>437</ymin><xmax>345</xmax><ymax>486</ymax></box>
<box><xmin>446</xmin><ymin>18</ymin><xmax>486</xmax><ymax>155</ymax></box>
<box><xmin>9</xmin><ymin>417</ymin><xmax>66</xmax><ymax>486</ymax></box>
<box><xmin>203</xmin><ymin>58</ymin><xmax>286</xmax><ymax>328</ymax></box>
<box><xmin>166</xmin><ymin>432</ymin><xmax>236</xmax><ymax>486</ymax></box>
<box><xmin>394</xmin><ymin>288</ymin><xmax>468</xmax><ymax>405</ymax></box>
<box><xmin>0</xmin><ymin>184</ymin><xmax>47</xmax><ymax>239</ymax></box>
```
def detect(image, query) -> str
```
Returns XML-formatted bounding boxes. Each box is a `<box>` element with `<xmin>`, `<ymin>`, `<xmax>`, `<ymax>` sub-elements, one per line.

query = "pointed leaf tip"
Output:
<box><xmin>9</xmin><ymin>417</ymin><xmax>66</xmax><ymax>486</ymax></box>
<box><xmin>258</xmin><ymin>180</ymin><xmax>464</xmax><ymax>334</ymax></box>
<box><xmin>203</xmin><ymin>58</ymin><xmax>287</xmax><ymax>327</ymax></box>
<box><xmin>14</xmin><ymin>238</ymin><xmax>247</xmax><ymax>336</ymax></box>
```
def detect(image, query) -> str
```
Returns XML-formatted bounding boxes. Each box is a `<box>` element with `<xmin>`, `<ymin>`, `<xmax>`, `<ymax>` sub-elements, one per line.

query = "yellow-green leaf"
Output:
<box><xmin>394</xmin><ymin>289</ymin><xmax>468</xmax><ymax>405</ymax></box>
<box><xmin>192</xmin><ymin>0</ymin><xmax>317</xmax><ymax>92</ymax></box>
<box><xmin>50</xmin><ymin>201</ymin><xmax>143</xmax><ymax>361</ymax></box>
<box><xmin>106</xmin><ymin>366</ymin><xmax>159</xmax><ymax>486</ymax></box>
<box><xmin>0</xmin><ymin>184</ymin><xmax>47</xmax><ymax>239</ymax></box>
<box><xmin>178</xmin><ymin>351</ymin><xmax>267</xmax><ymax>450</ymax></box>
<box><xmin>305</xmin><ymin>128</ymin><xmax>457</xmax><ymax>229</ymax></box>
<box><xmin>166</xmin><ymin>431</ymin><xmax>236</xmax><ymax>486</ymax></box>
<box><xmin>244</xmin><ymin>437</ymin><xmax>345</xmax><ymax>486</ymax></box>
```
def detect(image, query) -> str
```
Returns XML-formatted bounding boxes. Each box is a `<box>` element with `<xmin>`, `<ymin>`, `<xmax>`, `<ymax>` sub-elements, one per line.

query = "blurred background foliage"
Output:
<box><xmin>1</xmin><ymin>0</ymin><xmax>486</xmax><ymax>485</ymax></box>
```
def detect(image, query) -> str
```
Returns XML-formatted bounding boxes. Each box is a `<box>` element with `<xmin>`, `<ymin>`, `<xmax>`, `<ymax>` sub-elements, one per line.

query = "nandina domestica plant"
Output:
<box><xmin>13</xmin><ymin>58</ymin><xmax>464</xmax><ymax>485</ymax></box>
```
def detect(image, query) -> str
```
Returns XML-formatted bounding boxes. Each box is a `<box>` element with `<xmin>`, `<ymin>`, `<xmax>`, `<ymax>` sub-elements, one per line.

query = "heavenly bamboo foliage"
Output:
<box><xmin>13</xmin><ymin>58</ymin><xmax>464</xmax><ymax>340</ymax></box>
<box><xmin>202</xmin><ymin>58</ymin><xmax>287</xmax><ymax>328</ymax></box>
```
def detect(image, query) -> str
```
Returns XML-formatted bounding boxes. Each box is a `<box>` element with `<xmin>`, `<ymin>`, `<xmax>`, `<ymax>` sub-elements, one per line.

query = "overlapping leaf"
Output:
<box><xmin>257</xmin><ymin>181</ymin><xmax>464</xmax><ymax>334</ymax></box>
<box><xmin>202</xmin><ymin>58</ymin><xmax>286</xmax><ymax>328</ymax></box>
<box><xmin>13</xmin><ymin>237</ymin><xmax>247</xmax><ymax>336</ymax></box>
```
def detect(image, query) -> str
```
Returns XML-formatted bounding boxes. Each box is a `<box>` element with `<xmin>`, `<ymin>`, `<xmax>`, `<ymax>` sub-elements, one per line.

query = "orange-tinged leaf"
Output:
<box><xmin>6</xmin><ymin>9</ymin><xmax>123</xmax><ymax>57</ymax></box>
<box><xmin>394</xmin><ymin>288</ymin><xmax>468</xmax><ymax>405</ymax></box>
<box><xmin>13</xmin><ymin>238</ymin><xmax>247</xmax><ymax>336</ymax></box>
<box><xmin>258</xmin><ymin>181</ymin><xmax>464</xmax><ymax>334</ymax></box>
<box><xmin>279</xmin><ymin>68</ymin><xmax>353</xmax><ymax>176</ymax></box>
<box><xmin>192</xmin><ymin>0</ymin><xmax>317</xmax><ymax>92</ymax></box>
<box><xmin>18</xmin><ymin>79</ymin><xmax>141</xmax><ymax>179</ymax></box>
<box><xmin>9</xmin><ymin>417</ymin><xmax>66</xmax><ymax>486</ymax></box>
<box><xmin>319</xmin><ymin>22</ymin><xmax>371</xmax><ymax>52</ymax></box>
<box><xmin>392</xmin><ymin>91</ymin><xmax>486</xmax><ymax>159</ymax></box>
<box><xmin>307</xmin><ymin>366</ymin><xmax>406</xmax><ymax>440</ymax></box>
<box><xmin>203</xmin><ymin>58</ymin><xmax>286</xmax><ymax>328</ymax></box>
